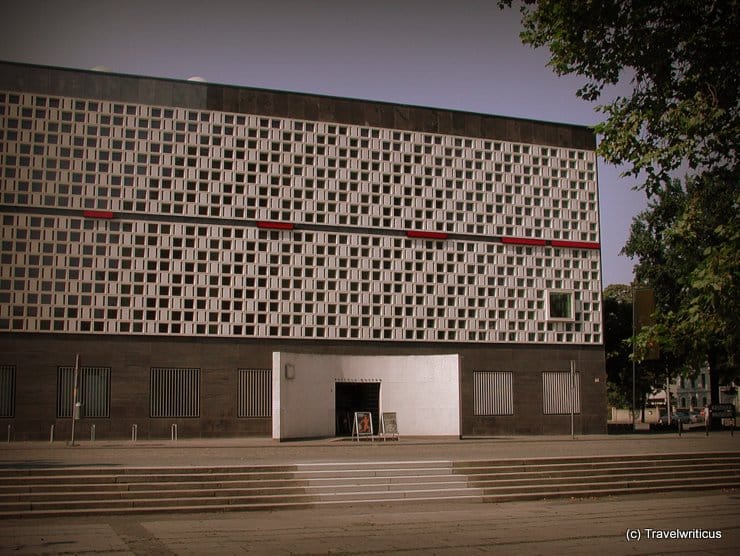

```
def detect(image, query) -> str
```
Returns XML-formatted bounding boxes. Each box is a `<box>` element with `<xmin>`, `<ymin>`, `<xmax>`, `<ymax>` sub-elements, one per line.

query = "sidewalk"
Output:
<box><xmin>1</xmin><ymin>432</ymin><xmax>738</xmax><ymax>468</ymax></box>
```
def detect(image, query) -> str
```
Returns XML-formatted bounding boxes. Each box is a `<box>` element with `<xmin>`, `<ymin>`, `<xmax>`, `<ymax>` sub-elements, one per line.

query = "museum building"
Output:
<box><xmin>0</xmin><ymin>61</ymin><xmax>606</xmax><ymax>440</ymax></box>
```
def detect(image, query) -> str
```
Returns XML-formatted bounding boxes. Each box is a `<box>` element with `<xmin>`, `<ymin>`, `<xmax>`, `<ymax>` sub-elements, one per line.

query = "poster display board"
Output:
<box><xmin>380</xmin><ymin>412</ymin><xmax>399</xmax><ymax>440</ymax></box>
<box><xmin>352</xmin><ymin>411</ymin><xmax>374</xmax><ymax>441</ymax></box>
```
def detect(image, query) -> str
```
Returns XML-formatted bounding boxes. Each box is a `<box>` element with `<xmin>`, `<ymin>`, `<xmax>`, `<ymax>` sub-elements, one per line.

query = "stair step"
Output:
<box><xmin>480</xmin><ymin>476</ymin><xmax>740</xmax><ymax>496</ymax></box>
<box><xmin>482</xmin><ymin>481</ymin><xmax>740</xmax><ymax>503</ymax></box>
<box><xmin>0</xmin><ymin>479</ymin><xmax>473</xmax><ymax>503</ymax></box>
<box><xmin>467</xmin><ymin>467</ymin><xmax>740</xmax><ymax>486</ymax></box>
<box><xmin>453</xmin><ymin>452</ymin><xmax>740</xmax><ymax>467</ymax></box>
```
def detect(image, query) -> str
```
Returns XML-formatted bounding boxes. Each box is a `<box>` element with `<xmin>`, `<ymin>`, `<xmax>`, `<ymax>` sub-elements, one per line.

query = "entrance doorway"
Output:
<box><xmin>335</xmin><ymin>382</ymin><xmax>380</xmax><ymax>436</ymax></box>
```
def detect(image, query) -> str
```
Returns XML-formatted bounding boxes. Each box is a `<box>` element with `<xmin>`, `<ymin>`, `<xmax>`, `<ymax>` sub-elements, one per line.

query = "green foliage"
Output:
<box><xmin>500</xmin><ymin>1</ymin><xmax>739</xmax><ymax>401</ymax></box>
<box><xmin>602</xmin><ymin>285</ymin><xmax>634</xmax><ymax>407</ymax></box>
<box><xmin>623</xmin><ymin>173</ymin><xmax>739</xmax><ymax>391</ymax></box>
<box><xmin>602</xmin><ymin>284</ymin><xmax>672</xmax><ymax>409</ymax></box>
<box><xmin>498</xmin><ymin>0</ymin><xmax>739</xmax><ymax>196</ymax></box>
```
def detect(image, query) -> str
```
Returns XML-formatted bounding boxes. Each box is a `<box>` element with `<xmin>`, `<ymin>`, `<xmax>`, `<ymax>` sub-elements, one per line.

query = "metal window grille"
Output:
<box><xmin>57</xmin><ymin>367</ymin><xmax>111</xmax><ymax>418</ymax></box>
<box><xmin>238</xmin><ymin>369</ymin><xmax>272</xmax><ymax>417</ymax></box>
<box><xmin>0</xmin><ymin>365</ymin><xmax>16</xmax><ymax>418</ymax></box>
<box><xmin>473</xmin><ymin>371</ymin><xmax>513</xmax><ymax>416</ymax></box>
<box><xmin>542</xmin><ymin>371</ymin><xmax>581</xmax><ymax>415</ymax></box>
<box><xmin>150</xmin><ymin>368</ymin><xmax>200</xmax><ymax>418</ymax></box>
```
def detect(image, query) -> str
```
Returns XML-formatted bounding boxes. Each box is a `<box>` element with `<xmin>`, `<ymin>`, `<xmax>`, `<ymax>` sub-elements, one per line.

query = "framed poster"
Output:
<box><xmin>352</xmin><ymin>411</ymin><xmax>373</xmax><ymax>441</ymax></box>
<box><xmin>381</xmin><ymin>412</ymin><xmax>399</xmax><ymax>440</ymax></box>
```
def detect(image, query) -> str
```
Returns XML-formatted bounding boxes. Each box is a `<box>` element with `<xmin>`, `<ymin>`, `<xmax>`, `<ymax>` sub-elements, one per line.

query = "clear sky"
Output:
<box><xmin>0</xmin><ymin>0</ymin><xmax>645</xmax><ymax>286</ymax></box>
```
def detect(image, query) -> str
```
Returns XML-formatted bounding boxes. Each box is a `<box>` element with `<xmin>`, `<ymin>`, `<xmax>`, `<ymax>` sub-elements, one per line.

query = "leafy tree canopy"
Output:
<box><xmin>623</xmin><ymin>173</ymin><xmax>739</xmax><ymax>387</ymax></box>
<box><xmin>498</xmin><ymin>0</ymin><xmax>739</xmax><ymax>196</ymax></box>
<box><xmin>500</xmin><ymin>1</ymin><xmax>739</xmax><ymax>401</ymax></box>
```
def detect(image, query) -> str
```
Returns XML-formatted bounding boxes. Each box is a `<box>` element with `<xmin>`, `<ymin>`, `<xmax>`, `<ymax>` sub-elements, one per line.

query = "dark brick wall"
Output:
<box><xmin>0</xmin><ymin>334</ymin><xmax>606</xmax><ymax>440</ymax></box>
<box><xmin>0</xmin><ymin>61</ymin><xmax>595</xmax><ymax>150</ymax></box>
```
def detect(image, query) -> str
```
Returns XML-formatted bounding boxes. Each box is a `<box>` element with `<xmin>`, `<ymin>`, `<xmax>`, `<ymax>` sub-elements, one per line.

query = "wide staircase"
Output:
<box><xmin>0</xmin><ymin>452</ymin><xmax>738</xmax><ymax>518</ymax></box>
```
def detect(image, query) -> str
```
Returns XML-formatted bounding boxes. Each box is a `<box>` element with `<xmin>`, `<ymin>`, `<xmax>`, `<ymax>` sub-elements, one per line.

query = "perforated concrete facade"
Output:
<box><xmin>0</xmin><ymin>80</ymin><xmax>601</xmax><ymax>344</ymax></box>
<box><xmin>0</xmin><ymin>62</ymin><xmax>606</xmax><ymax>439</ymax></box>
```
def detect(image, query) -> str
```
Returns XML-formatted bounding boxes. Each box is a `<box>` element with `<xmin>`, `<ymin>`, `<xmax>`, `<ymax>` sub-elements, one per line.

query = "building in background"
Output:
<box><xmin>670</xmin><ymin>372</ymin><xmax>738</xmax><ymax>412</ymax></box>
<box><xmin>674</xmin><ymin>371</ymin><xmax>711</xmax><ymax>410</ymax></box>
<box><xmin>0</xmin><ymin>61</ymin><xmax>605</xmax><ymax>440</ymax></box>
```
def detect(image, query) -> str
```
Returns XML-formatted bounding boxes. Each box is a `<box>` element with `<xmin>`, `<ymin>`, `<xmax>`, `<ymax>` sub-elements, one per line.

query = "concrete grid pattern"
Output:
<box><xmin>0</xmin><ymin>83</ymin><xmax>601</xmax><ymax>344</ymax></box>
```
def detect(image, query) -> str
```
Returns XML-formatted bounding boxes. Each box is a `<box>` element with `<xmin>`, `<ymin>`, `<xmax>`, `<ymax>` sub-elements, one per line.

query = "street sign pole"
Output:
<box><xmin>570</xmin><ymin>360</ymin><xmax>575</xmax><ymax>439</ymax></box>
<box><xmin>70</xmin><ymin>354</ymin><xmax>80</xmax><ymax>446</ymax></box>
<box><xmin>631</xmin><ymin>287</ymin><xmax>636</xmax><ymax>430</ymax></box>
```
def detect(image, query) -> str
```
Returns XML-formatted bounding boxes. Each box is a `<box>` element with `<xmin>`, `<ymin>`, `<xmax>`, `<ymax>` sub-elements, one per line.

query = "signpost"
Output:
<box><xmin>70</xmin><ymin>354</ymin><xmax>80</xmax><ymax>446</ymax></box>
<box><xmin>570</xmin><ymin>360</ymin><xmax>576</xmax><ymax>439</ymax></box>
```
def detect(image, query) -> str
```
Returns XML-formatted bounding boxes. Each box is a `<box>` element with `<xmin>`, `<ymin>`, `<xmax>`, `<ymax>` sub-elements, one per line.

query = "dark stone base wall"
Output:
<box><xmin>0</xmin><ymin>334</ymin><xmax>606</xmax><ymax>440</ymax></box>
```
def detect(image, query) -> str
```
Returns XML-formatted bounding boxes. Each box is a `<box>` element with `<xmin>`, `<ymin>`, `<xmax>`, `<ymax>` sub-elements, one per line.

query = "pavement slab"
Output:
<box><xmin>1</xmin><ymin>432</ymin><xmax>739</xmax><ymax>469</ymax></box>
<box><xmin>1</xmin><ymin>492</ymin><xmax>738</xmax><ymax>555</ymax></box>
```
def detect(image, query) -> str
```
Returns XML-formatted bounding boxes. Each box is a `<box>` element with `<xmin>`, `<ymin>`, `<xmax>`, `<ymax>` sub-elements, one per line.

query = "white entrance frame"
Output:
<box><xmin>272</xmin><ymin>352</ymin><xmax>460</xmax><ymax>440</ymax></box>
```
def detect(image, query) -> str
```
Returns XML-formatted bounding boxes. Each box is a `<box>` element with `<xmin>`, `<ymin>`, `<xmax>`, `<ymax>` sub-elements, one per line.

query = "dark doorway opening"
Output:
<box><xmin>335</xmin><ymin>382</ymin><xmax>380</xmax><ymax>436</ymax></box>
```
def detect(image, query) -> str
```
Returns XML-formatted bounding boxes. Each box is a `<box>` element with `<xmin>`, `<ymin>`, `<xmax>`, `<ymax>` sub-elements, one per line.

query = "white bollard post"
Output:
<box><xmin>50</xmin><ymin>424</ymin><xmax>55</xmax><ymax>443</ymax></box>
<box><xmin>171</xmin><ymin>423</ymin><xmax>178</xmax><ymax>442</ymax></box>
<box><xmin>131</xmin><ymin>424</ymin><xmax>138</xmax><ymax>442</ymax></box>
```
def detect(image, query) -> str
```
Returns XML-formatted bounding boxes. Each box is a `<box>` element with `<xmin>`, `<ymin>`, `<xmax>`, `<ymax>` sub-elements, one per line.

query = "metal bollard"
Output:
<box><xmin>131</xmin><ymin>424</ymin><xmax>138</xmax><ymax>442</ymax></box>
<box><xmin>171</xmin><ymin>423</ymin><xmax>178</xmax><ymax>442</ymax></box>
<box><xmin>90</xmin><ymin>424</ymin><xmax>95</xmax><ymax>442</ymax></box>
<box><xmin>50</xmin><ymin>424</ymin><xmax>55</xmax><ymax>443</ymax></box>
<box><xmin>6</xmin><ymin>425</ymin><xmax>10</xmax><ymax>443</ymax></box>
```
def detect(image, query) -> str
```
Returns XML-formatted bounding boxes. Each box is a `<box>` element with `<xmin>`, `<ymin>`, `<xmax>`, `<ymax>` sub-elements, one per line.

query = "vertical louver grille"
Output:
<box><xmin>238</xmin><ymin>369</ymin><xmax>272</xmax><ymax>417</ymax></box>
<box><xmin>57</xmin><ymin>367</ymin><xmax>111</xmax><ymax>418</ymax></box>
<box><xmin>542</xmin><ymin>371</ymin><xmax>580</xmax><ymax>415</ymax></box>
<box><xmin>150</xmin><ymin>368</ymin><xmax>200</xmax><ymax>418</ymax></box>
<box><xmin>473</xmin><ymin>371</ymin><xmax>514</xmax><ymax>416</ymax></box>
<box><xmin>0</xmin><ymin>365</ymin><xmax>15</xmax><ymax>418</ymax></box>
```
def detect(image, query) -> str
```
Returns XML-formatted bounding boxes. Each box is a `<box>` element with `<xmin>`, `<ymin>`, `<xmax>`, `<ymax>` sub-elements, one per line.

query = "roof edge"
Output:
<box><xmin>0</xmin><ymin>59</ymin><xmax>596</xmax><ymax>150</ymax></box>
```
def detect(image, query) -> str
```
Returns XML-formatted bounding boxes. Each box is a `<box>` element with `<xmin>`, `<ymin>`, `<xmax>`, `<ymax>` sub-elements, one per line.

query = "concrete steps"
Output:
<box><xmin>453</xmin><ymin>452</ymin><xmax>740</xmax><ymax>502</ymax></box>
<box><xmin>0</xmin><ymin>452</ymin><xmax>737</xmax><ymax>518</ymax></box>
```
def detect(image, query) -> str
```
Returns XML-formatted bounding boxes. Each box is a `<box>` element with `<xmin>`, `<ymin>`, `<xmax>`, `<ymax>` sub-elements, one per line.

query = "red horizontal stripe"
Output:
<box><xmin>550</xmin><ymin>240</ymin><xmax>601</xmax><ymax>250</ymax></box>
<box><xmin>83</xmin><ymin>210</ymin><xmax>114</xmax><ymax>219</ymax></box>
<box><xmin>257</xmin><ymin>221</ymin><xmax>295</xmax><ymax>230</ymax></box>
<box><xmin>406</xmin><ymin>230</ymin><xmax>449</xmax><ymax>240</ymax></box>
<box><xmin>502</xmin><ymin>236</ymin><xmax>547</xmax><ymax>246</ymax></box>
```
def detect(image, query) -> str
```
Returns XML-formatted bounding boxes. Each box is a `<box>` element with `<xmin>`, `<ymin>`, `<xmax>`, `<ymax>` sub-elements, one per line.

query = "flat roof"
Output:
<box><xmin>0</xmin><ymin>60</ymin><xmax>595</xmax><ymax>150</ymax></box>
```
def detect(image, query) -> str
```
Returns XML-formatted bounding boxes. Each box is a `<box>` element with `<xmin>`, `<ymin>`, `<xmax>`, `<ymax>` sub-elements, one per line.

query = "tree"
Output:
<box><xmin>499</xmin><ymin>1</ymin><xmax>739</xmax><ymax>401</ymax></box>
<box><xmin>602</xmin><ymin>284</ymin><xmax>633</xmax><ymax>408</ymax></box>
<box><xmin>603</xmin><ymin>284</ymin><xmax>678</xmax><ymax>415</ymax></box>
<box><xmin>623</xmin><ymin>172</ymin><xmax>739</xmax><ymax>400</ymax></box>
<box><xmin>498</xmin><ymin>1</ymin><xmax>739</xmax><ymax>196</ymax></box>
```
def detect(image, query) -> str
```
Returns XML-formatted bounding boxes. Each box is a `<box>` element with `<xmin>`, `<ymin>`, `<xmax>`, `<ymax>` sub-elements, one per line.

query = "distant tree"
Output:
<box><xmin>603</xmin><ymin>284</ymin><xmax>632</xmax><ymax>408</ymax></box>
<box><xmin>499</xmin><ymin>0</ymin><xmax>739</xmax><ymax>401</ymax></box>
<box><xmin>623</xmin><ymin>173</ymin><xmax>739</xmax><ymax>401</ymax></box>
<box><xmin>603</xmin><ymin>284</ymin><xmax>673</xmax><ymax>414</ymax></box>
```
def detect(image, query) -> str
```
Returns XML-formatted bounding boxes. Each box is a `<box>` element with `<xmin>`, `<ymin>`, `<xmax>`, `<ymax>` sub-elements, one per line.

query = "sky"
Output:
<box><xmin>0</xmin><ymin>0</ymin><xmax>646</xmax><ymax>286</ymax></box>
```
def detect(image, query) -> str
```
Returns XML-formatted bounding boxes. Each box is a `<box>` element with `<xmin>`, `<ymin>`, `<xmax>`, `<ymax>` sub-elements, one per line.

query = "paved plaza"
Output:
<box><xmin>2</xmin><ymin>431</ymin><xmax>739</xmax><ymax>468</ymax></box>
<box><xmin>1</xmin><ymin>489</ymin><xmax>738</xmax><ymax>555</ymax></box>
